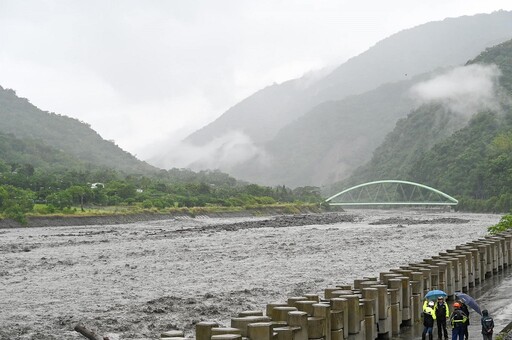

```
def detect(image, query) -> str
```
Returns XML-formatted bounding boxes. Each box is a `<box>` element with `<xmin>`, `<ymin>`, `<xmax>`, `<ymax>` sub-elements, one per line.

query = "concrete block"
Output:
<box><xmin>196</xmin><ymin>321</ymin><xmax>219</xmax><ymax>340</ymax></box>
<box><xmin>211</xmin><ymin>334</ymin><xmax>242</xmax><ymax>340</ymax></box>
<box><xmin>231</xmin><ymin>316</ymin><xmax>272</xmax><ymax>337</ymax></box>
<box><xmin>247</xmin><ymin>322</ymin><xmax>273</xmax><ymax>340</ymax></box>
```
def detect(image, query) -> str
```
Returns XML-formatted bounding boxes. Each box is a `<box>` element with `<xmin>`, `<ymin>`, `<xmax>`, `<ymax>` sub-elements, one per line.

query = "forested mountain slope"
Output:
<box><xmin>329</xmin><ymin>39</ymin><xmax>512</xmax><ymax>210</ymax></box>
<box><xmin>0</xmin><ymin>131</ymin><xmax>84</xmax><ymax>172</ymax></box>
<box><xmin>178</xmin><ymin>11</ymin><xmax>512</xmax><ymax>187</ymax></box>
<box><xmin>229</xmin><ymin>74</ymin><xmax>426</xmax><ymax>186</ymax></box>
<box><xmin>185</xmin><ymin>77</ymin><xmax>308</xmax><ymax>146</ymax></box>
<box><xmin>0</xmin><ymin>86</ymin><xmax>158</xmax><ymax>175</ymax></box>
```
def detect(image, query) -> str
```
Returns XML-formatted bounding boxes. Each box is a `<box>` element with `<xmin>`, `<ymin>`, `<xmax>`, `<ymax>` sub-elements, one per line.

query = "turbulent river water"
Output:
<box><xmin>1</xmin><ymin>208</ymin><xmax>510</xmax><ymax>340</ymax></box>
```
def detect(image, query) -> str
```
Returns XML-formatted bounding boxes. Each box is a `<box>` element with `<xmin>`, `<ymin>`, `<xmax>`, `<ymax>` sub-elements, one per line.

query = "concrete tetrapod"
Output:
<box><xmin>190</xmin><ymin>229</ymin><xmax>512</xmax><ymax>340</ymax></box>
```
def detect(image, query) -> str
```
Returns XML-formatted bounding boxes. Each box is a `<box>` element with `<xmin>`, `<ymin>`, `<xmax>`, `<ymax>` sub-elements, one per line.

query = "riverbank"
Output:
<box><xmin>0</xmin><ymin>204</ymin><xmax>330</xmax><ymax>229</ymax></box>
<box><xmin>500</xmin><ymin>320</ymin><xmax>512</xmax><ymax>340</ymax></box>
<box><xmin>501</xmin><ymin>322</ymin><xmax>512</xmax><ymax>340</ymax></box>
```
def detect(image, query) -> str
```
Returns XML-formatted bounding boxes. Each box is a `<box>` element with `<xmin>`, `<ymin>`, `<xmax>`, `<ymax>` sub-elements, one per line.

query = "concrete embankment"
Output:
<box><xmin>185</xmin><ymin>228</ymin><xmax>512</xmax><ymax>340</ymax></box>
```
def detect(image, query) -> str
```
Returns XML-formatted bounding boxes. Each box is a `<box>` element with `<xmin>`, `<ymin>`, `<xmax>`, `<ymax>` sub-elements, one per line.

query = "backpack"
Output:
<box><xmin>452</xmin><ymin>310</ymin><xmax>467</xmax><ymax>327</ymax></box>
<box><xmin>453</xmin><ymin>310</ymin><xmax>465</xmax><ymax>320</ymax></box>
<box><xmin>482</xmin><ymin>317</ymin><xmax>494</xmax><ymax>334</ymax></box>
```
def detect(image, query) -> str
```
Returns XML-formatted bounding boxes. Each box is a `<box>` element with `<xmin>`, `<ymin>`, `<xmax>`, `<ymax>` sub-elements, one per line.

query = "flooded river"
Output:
<box><xmin>0</xmin><ymin>209</ymin><xmax>507</xmax><ymax>339</ymax></box>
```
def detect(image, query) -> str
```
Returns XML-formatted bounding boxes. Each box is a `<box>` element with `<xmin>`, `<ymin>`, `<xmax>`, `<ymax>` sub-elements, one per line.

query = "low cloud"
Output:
<box><xmin>149</xmin><ymin>131</ymin><xmax>268</xmax><ymax>172</ymax></box>
<box><xmin>410</xmin><ymin>64</ymin><xmax>502</xmax><ymax>116</ymax></box>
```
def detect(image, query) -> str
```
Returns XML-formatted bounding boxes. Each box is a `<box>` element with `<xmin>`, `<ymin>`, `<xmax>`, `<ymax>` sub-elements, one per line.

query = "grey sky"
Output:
<box><xmin>1</xmin><ymin>1</ymin><xmax>511</xmax><ymax>159</ymax></box>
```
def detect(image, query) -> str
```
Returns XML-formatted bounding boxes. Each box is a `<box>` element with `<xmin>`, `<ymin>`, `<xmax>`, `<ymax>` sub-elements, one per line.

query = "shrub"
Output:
<box><xmin>488</xmin><ymin>214</ymin><xmax>512</xmax><ymax>234</ymax></box>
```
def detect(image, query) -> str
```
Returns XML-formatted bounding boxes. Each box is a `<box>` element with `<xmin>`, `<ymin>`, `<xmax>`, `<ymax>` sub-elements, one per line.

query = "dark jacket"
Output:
<box><xmin>450</xmin><ymin>309</ymin><xmax>468</xmax><ymax>328</ymax></box>
<box><xmin>434</xmin><ymin>302</ymin><xmax>450</xmax><ymax>321</ymax></box>
<box><xmin>423</xmin><ymin>304</ymin><xmax>436</xmax><ymax>327</ymax></box>
<box><xmin>481</xmin><ymin>310</ymin><xmax>494</xmax><ymax>335</ymax></box>
<box><xmin>460</xmin><ymin>303</ymin><xmax>470</xmax><ymax>325</ymax></box>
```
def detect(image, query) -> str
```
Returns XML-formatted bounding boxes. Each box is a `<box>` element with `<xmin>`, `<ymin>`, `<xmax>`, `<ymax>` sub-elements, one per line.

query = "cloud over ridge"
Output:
<box><xmin>410</xmin><ymin>64</ymin><xmax>502</xmax><ymax>116</ymax></box>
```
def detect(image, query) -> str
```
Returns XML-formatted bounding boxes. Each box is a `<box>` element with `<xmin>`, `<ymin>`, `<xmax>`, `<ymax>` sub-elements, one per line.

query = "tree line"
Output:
<box><xmin>0</xmin><ymin>161</ymin><xmax>323</xmax><ymax>223</ymax></box>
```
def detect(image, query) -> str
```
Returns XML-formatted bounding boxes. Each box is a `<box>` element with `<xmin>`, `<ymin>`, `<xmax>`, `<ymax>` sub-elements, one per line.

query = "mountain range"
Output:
<box><xmin>3</xmin><ymin>10</ymin><xmax>512</xmax><ymax>201</ymax></box>
<box><xmin>338</xmin><ymin>38</ymin><xmax>512</xmax><ymax>204</ymax></box>
<box><xmin>153</xmin><ymin>10</ymin><xmax>512</xmax><ymax>188</ymax></box>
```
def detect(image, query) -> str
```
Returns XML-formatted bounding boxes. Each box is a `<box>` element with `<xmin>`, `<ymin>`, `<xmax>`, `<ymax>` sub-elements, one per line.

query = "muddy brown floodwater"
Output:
<box><xmin>0</xmin><ymin>209</ymin><xmax>503</xmax><ymax>340</ymax></box>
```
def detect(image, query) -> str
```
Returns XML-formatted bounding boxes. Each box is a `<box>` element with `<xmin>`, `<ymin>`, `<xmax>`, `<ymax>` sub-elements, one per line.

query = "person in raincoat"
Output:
<box><xmin>423</xmin><ymin>300</ymin><xmax>437</xmax><ymax>340</ymax></box>
<box><xmin>481</xmin><ymin>309</ymin><xmax>494</xmax><ymax>340</ymax></box>
<box><xmin>457</xmin><ymin>299</ymin><xmax>470</xmax><ymax>340</ymax></box>
<box><xmin>434</xmin><ymin>296</ymin><xmax>450</xmax><ymax>340</ymax></box>
<box><xmin>450</xmin><ymin>302</ymin><xmax>468</xmax><ymax>340</ymax></box>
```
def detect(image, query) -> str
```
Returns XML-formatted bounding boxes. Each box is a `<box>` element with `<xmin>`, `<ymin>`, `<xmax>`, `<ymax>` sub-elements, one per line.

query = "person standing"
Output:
<box><xmin>435</xmin><ymin>296</ymin><xmax>450</xmax><ymax>340</ymax></box>
<box><xmin>423</xmin><ymin>300</ymin><xmax>437</xmax><ymax>340</ymax></box>
<box><xmin>450</xmin><ymin>302</ymin><xmax>468</xmax><ymax>340</ymax></box>
<box><xmin>459</xmin><ymin>300</ymin><xmax>470</xmax><ymax>340</ymax></box>
<box><xmin>481</xmin><ymin>309</ymin><xmax>494</xmax><ymax>340</ymax></box>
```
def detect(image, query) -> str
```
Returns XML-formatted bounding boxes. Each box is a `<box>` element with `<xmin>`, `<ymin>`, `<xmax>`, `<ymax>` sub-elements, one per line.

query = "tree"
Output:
<box><xmin>47</xmin><ymin>190</ymin><xmax>73</xmax><ymax>210</ymax></box>
<box><xmin>105</xmin><ymin>181</ymin><xmax>137</xmax><ymax>200</ymax></box>
<box><xmin>67</xmin><ymin>185</ymin><xmax>92</xmax><ymax>211</ymax></box>
<box><xmin>0</xmin><ymin>185</ymin><xmax>35</xmax><ymax>223</ymax></box>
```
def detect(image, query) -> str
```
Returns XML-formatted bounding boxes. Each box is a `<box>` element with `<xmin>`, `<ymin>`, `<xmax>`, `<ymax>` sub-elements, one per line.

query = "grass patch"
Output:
<box><xmin>22</xmin><ymin>202</ymin><xmax>324</xmax><ymax>220</ymax></box>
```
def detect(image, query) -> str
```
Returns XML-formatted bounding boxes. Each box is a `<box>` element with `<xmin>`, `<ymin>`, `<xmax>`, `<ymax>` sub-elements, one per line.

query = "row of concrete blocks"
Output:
<box><xmin>175</xmin><ymin>229</ymin><xmax>512</xmax><ymax>340</ymax></box>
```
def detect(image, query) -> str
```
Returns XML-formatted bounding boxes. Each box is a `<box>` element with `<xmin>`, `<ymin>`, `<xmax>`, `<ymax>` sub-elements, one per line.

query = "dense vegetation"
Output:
<box><xmin>0</xmin><ymin>160</ymin><xmax>323</xmax><ymax>223</ymax></box>
<box><xmin>0</xmin><ymin>85</ymin><xmax>325</xmax><ymax>224</ymax></box>
<box><xmin>330</xmin><ymin>39</ymin><xmax>512</xmax><ymax>213</ymax></box>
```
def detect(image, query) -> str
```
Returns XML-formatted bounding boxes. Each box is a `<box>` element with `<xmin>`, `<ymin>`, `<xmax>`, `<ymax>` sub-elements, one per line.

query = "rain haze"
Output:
<box><xmin>1</xmin><ymin>0</ymin><xmax>512</xmax><ymax>166</ymax></box>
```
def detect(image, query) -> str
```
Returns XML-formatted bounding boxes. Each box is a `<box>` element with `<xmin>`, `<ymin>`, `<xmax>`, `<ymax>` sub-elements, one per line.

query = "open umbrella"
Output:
<box><xmin>425</xmin><ymin>289</ymin><xmax>447</xmax><ymax>300</ymax></box>
<box><xmin>455</xmin><ymin>292</ymin><xmax>482</xmax><ymax>315</ymax></box>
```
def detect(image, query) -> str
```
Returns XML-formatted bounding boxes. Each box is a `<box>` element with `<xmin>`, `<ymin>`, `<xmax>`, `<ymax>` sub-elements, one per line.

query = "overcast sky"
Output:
<box><xmin>1</xmin><ymin>1</ymin><xmax>512</xmax><ymax>160</ymax></box>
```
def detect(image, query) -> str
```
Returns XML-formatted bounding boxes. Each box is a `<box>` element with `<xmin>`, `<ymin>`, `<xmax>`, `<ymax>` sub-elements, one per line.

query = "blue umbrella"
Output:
<box><xmin>425</xmin><ymin>289</ymin><xmax>447</xmax><ymax>300</ymax></box>
<box><xmin>455</xmin><ymin>292</ymin><xmax>482</xmax><ymax>315</ymax></box>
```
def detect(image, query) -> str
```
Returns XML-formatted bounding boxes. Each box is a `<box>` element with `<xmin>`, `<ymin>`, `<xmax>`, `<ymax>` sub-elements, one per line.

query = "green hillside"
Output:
<box><xmin>330</xmin><ymin>39</ymin><xmax>512</xmax><ymax>212</ymax></box>
<box><xmin>0</xmin><ymin>87</ymin><xmax>324</xmax><ymax>223</ymax></box>
<box><xmin>0</xmin><ymin>86</ymin><xmax>158</xmax><ymax>175</ymax></box>
<box><xmin>408</xmin><ymin>111</ymin><xmax>506</xmax><ymax>198</ymax></box>
<box><xmin>334</xmin><ymin>103</ymin><xmax>469</xmax><ymax>189</ymax></box>
<box><xmin>0</xmin><ymin>131</ymin><xmax>86</xmax><ymax>172</ymax></box>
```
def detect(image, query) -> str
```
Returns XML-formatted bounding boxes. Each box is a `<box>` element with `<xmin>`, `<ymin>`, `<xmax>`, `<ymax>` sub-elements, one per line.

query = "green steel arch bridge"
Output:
<box><xmin>325</xmin><ymin>180</ymin><xmax>458</xmax><ymax>206</ymax></box>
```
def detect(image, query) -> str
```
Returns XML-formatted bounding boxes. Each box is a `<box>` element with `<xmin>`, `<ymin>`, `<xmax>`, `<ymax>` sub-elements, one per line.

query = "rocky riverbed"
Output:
<box><xmin>0</xmin><ymin>209</ymin><xmax>504</xmax><ymax>339</ymax></box>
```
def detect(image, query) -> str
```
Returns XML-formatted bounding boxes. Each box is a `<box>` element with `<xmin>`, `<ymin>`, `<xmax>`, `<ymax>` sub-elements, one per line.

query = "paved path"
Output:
<box><xmin>469</xmin><ymin>266</ymin><xmax>512</xmax><ymax>336</ymax></box>
<box><xmin>394</xmin><ymin>266</ymin><xmax>512</xmax><ymax>339</ymax></box>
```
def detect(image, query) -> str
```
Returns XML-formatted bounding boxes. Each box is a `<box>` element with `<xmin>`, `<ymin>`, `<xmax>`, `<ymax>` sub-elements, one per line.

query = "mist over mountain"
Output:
<box><xmin>151</xmin><ymin>10</ymin><xmax>512</xmax><ymax>188</ymax></box>
<box><xmin>329</xmin><ymin>38</ymin><xmax>512</xmax><ymax>201</ymax></box>
<box><xmin>262</xmin><ymin>62</ymin><xmax>504</xmax><ymax>188</ymax></box>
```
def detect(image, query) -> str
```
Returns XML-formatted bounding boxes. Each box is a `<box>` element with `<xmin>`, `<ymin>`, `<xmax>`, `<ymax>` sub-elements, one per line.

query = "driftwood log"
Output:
<box><xmin>74</xmin><ymin>323</ymin><xmax>109</xmax><ymax>340</ymax></box>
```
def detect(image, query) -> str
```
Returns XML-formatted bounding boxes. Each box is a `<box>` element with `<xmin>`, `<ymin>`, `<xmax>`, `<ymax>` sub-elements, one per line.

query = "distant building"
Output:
<box><xmin>90</xmin><ymin>182</ymin><xmax>105</xmax><ymax>189</ymax></box>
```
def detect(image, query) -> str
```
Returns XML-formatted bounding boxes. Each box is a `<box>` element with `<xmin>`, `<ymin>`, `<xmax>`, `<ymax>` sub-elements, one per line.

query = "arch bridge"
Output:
<box><xmin>325</xmin><ymin>180</ymin><xmax>458</xmax><ymax>206</ymax></box>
